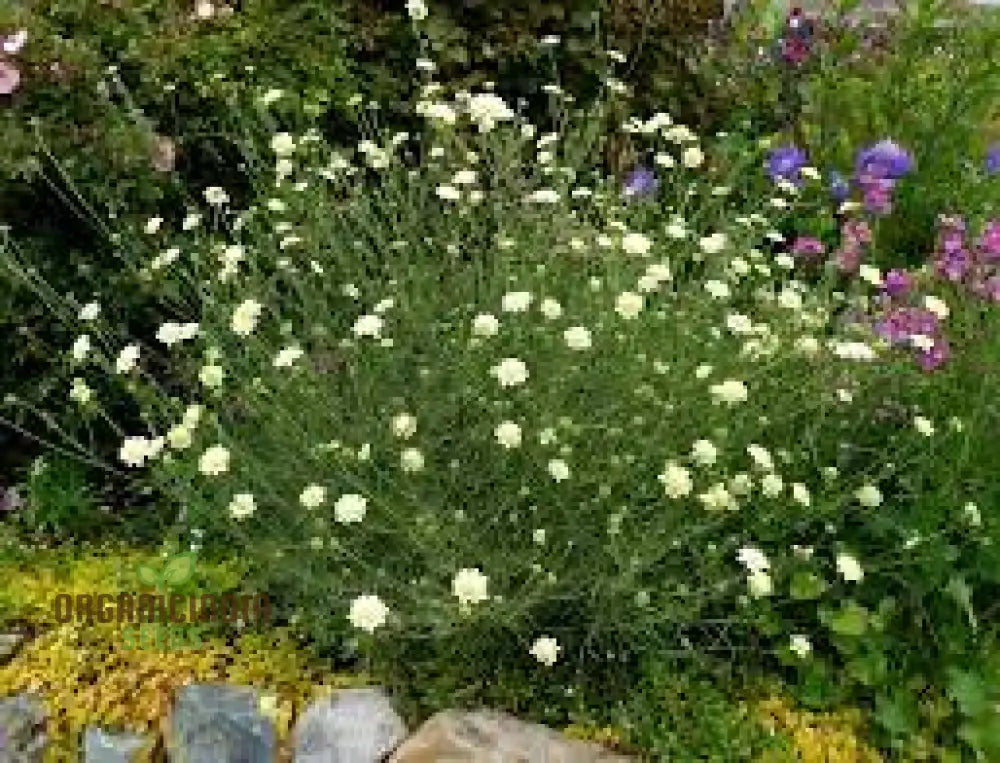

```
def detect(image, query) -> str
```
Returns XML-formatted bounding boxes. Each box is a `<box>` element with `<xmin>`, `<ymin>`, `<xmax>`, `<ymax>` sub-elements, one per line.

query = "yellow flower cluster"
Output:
<box><xmin>0</xmin><ymin>547</ymin><xmax>367</xmax><ymax>761</ymax></box>
<box><xmin>756</xmin><ymin>696</ymin><xmax>883</xmax><ymax>763</ymax></box>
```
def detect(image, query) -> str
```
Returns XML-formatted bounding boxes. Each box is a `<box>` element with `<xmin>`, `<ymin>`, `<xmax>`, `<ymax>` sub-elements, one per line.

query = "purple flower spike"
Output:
<box><xmin>767</xmin><ymin>145</ymin><xmax>808</xmax><ymax>185</ymax></box>
<box><xmin>986</xmin><ymin>144</ymin><xmax>1000</xmax><ymax>176</ymax></box>
<box><xmin>623</xmin><ymin>166</ymin><xmax>658</xmax><ymax>198</ymax></box>
<box><xmin>882</xmin><ymin>269</ymin><xmax>912</xmax><ymax>297</ymax></box>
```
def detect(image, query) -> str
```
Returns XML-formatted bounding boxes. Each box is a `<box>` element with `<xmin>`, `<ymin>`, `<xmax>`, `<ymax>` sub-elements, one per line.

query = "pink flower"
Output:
<box><xmin>0</xmin><ymin>59</ymin><xmax>20</xmax><ymax>95</ymax></box>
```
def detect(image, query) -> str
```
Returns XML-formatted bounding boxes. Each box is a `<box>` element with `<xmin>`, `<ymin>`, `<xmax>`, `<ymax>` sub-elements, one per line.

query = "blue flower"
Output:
<box><xmin>987</xmin><ymin>143</ymin><xmax>1000</xmax><ymax>176</ymax></box>
<box><xmin>829</xmin><ymin>170</ymin><xmax>850</xmax><ymax>203</ymax></box>
<box><xmin>854</xmin><ymin>139</ymin><xmax>913</xmax><ymax>181</ymax></box>
<box><xmin>623</xmin><ymin>166</ymin><xmax>658</xmax><ymax>198</ymax></box>
<box><xmin>767</xmin><ymin>145</ymin><xmax>808</xmax><ymax>185</ymax></box>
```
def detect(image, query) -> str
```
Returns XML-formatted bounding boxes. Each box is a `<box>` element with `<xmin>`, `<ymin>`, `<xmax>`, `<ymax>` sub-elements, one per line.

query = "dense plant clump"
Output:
<box><xmin>2</xmin><ymin>0</ymin><xmax>1000</xmax><ymax>759</ymax></box>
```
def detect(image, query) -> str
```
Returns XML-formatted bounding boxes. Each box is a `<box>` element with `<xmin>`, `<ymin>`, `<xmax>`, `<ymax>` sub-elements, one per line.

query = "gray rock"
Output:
<box><xmin>293</xmin><ymin>687</ymin><xmax>407</xmax><ymax>763</ymax></box>
<box><xmin>83</xmin><ymin>727</ymin><xmax>150</xmax><ymax>762</ymax></box>
<box><xmin>389</xmin><ymin>710</ymin><xmax>636</xmax><ymax>763</ymax></box>
<box><xmin>0</xmin><ymin>633</ymin><xmax>25</xmax><ymax>665</ymax></box>
<box><xmin>0</xmin><ymin>693</ymin><xmax>47</xmax><ymax>762</ymax></box>
<box><xmin>168</xmin><ymin>684</ymin><xmax>275</xmax><ymax>763</ymax></box>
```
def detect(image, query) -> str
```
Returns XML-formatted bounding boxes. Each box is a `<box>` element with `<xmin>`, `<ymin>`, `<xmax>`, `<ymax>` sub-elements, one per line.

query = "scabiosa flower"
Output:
<box><xmin>978</xmin><ymin>220</ymin><xmax>1000</xmax><ymax>260</ymax></box>
<box><xmin>623</xmin><ymin>166</ymin><xmax>658</xmax><ymax>198</ymax></box>
<box><xmin>916</xmin><ymin>335</ymin><xmax>950</xmax><ymax>371</ymax></box>
<box><xmin>349</xmin><ymin>594</ymin><xmax>389</xmax><ymax>633</ymax></box>
<box><xmin>529</xmin><ymin>636</ymin><xmax>561</xmax><ymax>666</ymax></box>
<box><xmin>452</xmin><ymin>568</ymin><xmax>489</xmax><ymax>606</ymax></box>
<box><xmin>855</xmin><ymin>139</ymin><xmax>914</xmax><ymax>181</ymax></box>
<box><xmin>767</xmin><ymin>145</ymin><xmax>808</xmax><ymax>186</ymax></box>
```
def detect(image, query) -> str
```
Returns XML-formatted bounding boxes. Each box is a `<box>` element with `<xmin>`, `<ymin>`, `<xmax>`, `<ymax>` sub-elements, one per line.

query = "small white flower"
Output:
<box><xmin>530</xmin><ymin>636</ymin><xmax>561</xmax><ymax>666</ymax></box>
<box><xmin>615</xmin><ymin>291</ymin><xmax>644</xmax><ymax>320</ymax></box>
<box><xmin>119</xmin><ymin>437</ymin><xmax>153</xmax><ymax>468</ymax></box>
<box><xmin>452</xmin><ymin>568</ymin><xmax>489</xmax><ymax>606</ymax></box>
<box><xmin>204</xmin><ymin>186</ymin><xmax>229</xmax><ymax>205</ymax></box>
<box><xmin>71</xmin><ymin>335</ymin><xmax>91</xmax><ymax>362</ymax></box>
<box><xmin>699</xmin><ymin>233</ymin><xmax>727</xmax><ymax>255</ymax></box>
<box><xmin>502</xmin><ymin>291</ymin><xmax>533</xmax><ymax>313</ymax></box>
<box><xmin>547</xmin><ymin>459</ymin><xmax>570</xmax><ymax>482</ymax></box>
<box><xmin>539</xmin><ymin>298</ymin><xmax>563</xmax><ymax>320</ymax></box>
<box><xmin>526</xmin><ymin>188</ymin><xmax>560</xmax><ymax>204</ymax></box>
<box><xmin>349</xmin><ymin>594</ymin><xmax>389</xmax><ymax>633</ymax></box>
<box><xmin>760</xmin><ymin>473</ymin><xmax>783</xmax><ymax>498</ymax></box>
<box><xmin>924</xmin><ymin>295</ymin><xmax>949</xmax><ymax>319</ymax></box>
<box><xmin>914</xmin><ymin>415</ymin><xmax>934</xmax><ymax>436</ymax></box>
<box><xmin>621</xmin><ymin>232</ymin><xmax>652</xmax><ymax>256</ymax></box>
<box><xmin>710</xmin><ymin>379</ymin><xmax>748</xmax><ymax>405</ymax></box>
<box><xmin>334</xmin><ymin>493</ymin><xmax>368</xmax><ymax>524</ymax></box>
<box><xmin>451</xmin><ymin>169</ymin><xmax>477</xmax><ymax>185</ymax></box>
<box><xmin>658</xmin><ymin>462</ymin><xmax>693</xmax><ymax>498</ymax></box>
<box><xmin>69</xmin><ymin>378</ymin><xmax>92</xmax><ymax>405</ymax></box>
<box><xmin>682</xmin><ymin>145</ymin><xmax>704</xmax><ymax>168</ymax></box>
<box><xmin>858</xmin><ymin>264</ymin><xmax>882</xmax><ymax>286</ymax></box>
<box><xmin>836</xmin><ymin>552</ymin><xmax>864</xmax><ymax>582</ymax></box>
<box><xmin>270</xmin><ymin>132</ymin><xmax>296</xmax><ymax>156</ymax></box>
<box><xmin>400</xmin><ymin>448</ymin><xmax>425</xmax><ymax>473</ymax></box>
<box><xmin>855</xmin><ymin>484</ymin><xmax>882</xmax><ymax>508</ymax></box>
<box><xmin>231</xmin><ymin>299</ymin><xmax>264</xmax><ymax>336</ymax></box>
<box><xmin>405</xmin><ymin>0</ymin><xmax>428</xmax><ymax>20</ymax></box>
<box><xmin>436</xmin><ymin>184</ymin><xmax>461</xmax><ymax>201</ymax></box>
<box><xmin>200</xmin><ymin>364</ymin><xmax>225</xmax><ymax>388</ymax></box>
<box><xmin>563</xmin><ymin>326</ymin><xmax>592</xmax><ymax>350</ymax></box>
<box><xmin>166</xmin><ymin>425</ymin><xmax>193</xmax><ymax>451</ymax></box>
<box><xmin>392</xmin><ymin>413</ymin><xmax>418</xmax><ymax>439</ymax></box>
<box><xmin>699</xmin><ymin>483</ymin><xmax>735</xmax><ymax>511</ymax></box>
<box><xmin>472</xmin><ymin>313</ymin><xmax>501</xmax><ymax>337</ymax></box>
<box><xmin>228</xmin><ymin>493</ymin><xmax>256</xmax><ymax>520</ymax></box>
<box><xmin>144</xmin><ymin>217</ymin><xmax>163</xmax><ymax>235</ymax></box>
<box><xmin>746</xmin><ymin>444</ymin><xmax>773</xmax><ymax>471</ymax></box>
<box><xmin>199</xmin><ymin>445</ymin><xmax>231</xmax><ymax>476</ymax></box>
<box><xmin>726</xmin><ymin>314</ymin><xmax>754</xmax><ymax>335</ymax></box>
<box><xmin>691</xmin><ymin>439</ymin><xmax>718</xmax><ymax>466</ymax></box>
<box><xmin>737</xmin><ymin>546</ymin><xmax>770</xmax><ymax>573</ymax></box>
<box><xmin>964</xmin><ymin>502</ymin><xmax>982</xmax><ymax>526</ymax></box>
<box><xmin>495</xmin><ymin>421</ymin><xmax>522</xmax><ymax>448</ymax></box>
<box><xmin>491</xmin><ymin>357</ymin><xmax>529</xmax><ymax>387</ymax></box>
<box><xmin>273</xmin><ymin>345</ymin><xmax>304</xmax><ymax>368</ymax></box>
<box><xmin>747</xmin><ymin>570</ymin><xmax>773</xmax><ymax>598</ymax></box>
<box><xmin>789</xmin><ymin>634</ymin><xmax>812</xmax><ymax>658</ymax></box>
<box><xmin>353</xmin><ymin>314</ymin><xmax>384</xmax><ymax>338</ymax></box>
<box><xmin>79</xmin><ymin>302</ymin><xmax>100</xmax><ymax>321</ymax></box>
<box><xmin>791</xmin><ymin>483</ymin><xmax>811</xmax><ymax>507</ymax></box>
<box><xmin>704</xmin><ymin>280</ymin><xmax>731</xmax><ymax>299</ymax></box>
<box><xmin>300</xmin><ymin>484</ymin><xmax>327</xmax><ymax>509</ymax></box>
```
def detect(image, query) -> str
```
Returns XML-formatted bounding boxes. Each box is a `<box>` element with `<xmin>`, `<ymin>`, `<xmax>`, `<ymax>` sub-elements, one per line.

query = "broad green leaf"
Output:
<box><xmin>789</xmin><ymin>571</ymin><xmax>827</xmax><ymax>601</ymax></box>
<box><xmin>136</xmin><ymin>564</ymin><xmax>160</xmax><ymax>588</ymax></box>
<box><xmin>946</xmin><ymin>576</ymin><xmax>977</xmax><ymax>633</ymax></box>
<box><xmin>947</xmin><ymin>668</ymin><xmax>992</xmax><ymax>718</ymax></box>
<box><xmin>829</xmin><ymin>601</ymin><xmax>869</xmax><ymax>637</ymax></box>
<box><xmin>162</xmin><ymin>553</ymin><xmax>197</xmax><ymax>587</ymax></box>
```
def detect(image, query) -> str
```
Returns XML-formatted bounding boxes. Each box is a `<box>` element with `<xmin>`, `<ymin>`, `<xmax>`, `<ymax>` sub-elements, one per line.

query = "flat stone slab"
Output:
<box><xmin>0</xmin><ymin>633</ymin><xmax>25</xmax><ymax>665</ymax></box>
<box><xmin>0</xmin><ymin>693</ymin><xmax>47</xmax><ymax>762</ymax></box>
<box><xmin>293</xmin><ymin>686</ymin><xmax>407</xmax><ymax>762</ymax></box>
<box><xmin>168</xmin><ymin>683</ymin><xmax>275</xmax><ymax>763</ymax></box>
<box><xmin>389</xmin><ymin>710</ymin><xmax>635</xmax><ymax>763</ymax></box>
<box><xmin>83</xmin><ymin>727</ymin><xmax>151</xmax><ymax>762</ymax></box>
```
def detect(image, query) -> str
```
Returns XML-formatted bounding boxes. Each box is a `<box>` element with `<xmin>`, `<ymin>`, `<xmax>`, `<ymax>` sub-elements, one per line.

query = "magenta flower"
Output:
<box><xmin>0</xmin><ymin>59</ymin><xmax>20</xmax><ymax>95</ymax></box>
<box><xmin>916</xmin><ymin>336</ymin><xmax>950</xmax><ymax>372</ymax></box>
<box><xmin>834</xmin><ymin>244</ymin><xmax>862</xmax><ymax>273</ymax></box>
<box><xmin>978</xmin><ymin>220</ymin><xmax>1000</xmax><ymax>260</ymax></box>
<box><xmin>791</xmin><ymin>236</ymin><xmax>826</xmax><ymax>260</ymax></box>
<box><xmin>882</xmin><ymin>269</ymin><xmax>913</xmax><ymax>298</ymax></box>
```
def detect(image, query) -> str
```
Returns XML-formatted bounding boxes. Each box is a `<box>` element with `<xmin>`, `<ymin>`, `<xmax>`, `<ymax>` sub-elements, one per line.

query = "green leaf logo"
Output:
<box><xmin>137</xmin><ymin>564</ymin><xmax>161</xmax><ymax>588</ymax></box>
<box><xmin>136</xmin><ymin>553</ymin><xmax>197</xmax><ymax>590</ymax></box>
<box><xmin>162</xmin><ymin>553</ymin><xmax>197</xmax><ymax>587</ymax></box>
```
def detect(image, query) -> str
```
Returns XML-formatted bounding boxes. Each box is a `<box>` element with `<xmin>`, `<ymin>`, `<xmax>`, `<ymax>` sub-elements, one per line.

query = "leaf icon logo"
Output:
<box><xmin>136</xmin><ymin>553</ymin><xmax>197</xmax><ymax>590</ymax></box>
